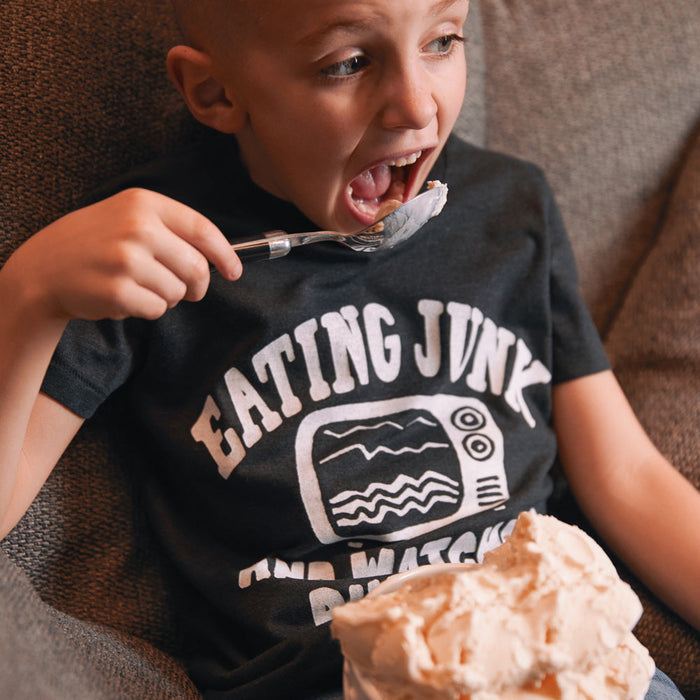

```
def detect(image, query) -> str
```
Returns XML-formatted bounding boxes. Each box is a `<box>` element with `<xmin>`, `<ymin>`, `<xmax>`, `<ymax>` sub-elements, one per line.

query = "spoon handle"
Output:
<box><xmin>231</xmin><ymin>230</ymin><xmax>292</xmax><ymax>260</ymax></box>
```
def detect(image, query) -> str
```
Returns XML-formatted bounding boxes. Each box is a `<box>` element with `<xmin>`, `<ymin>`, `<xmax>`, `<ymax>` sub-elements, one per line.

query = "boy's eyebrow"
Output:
<box><xmin>297</xmin><ymin>0</ymin><xmax>467</xmax><ymax>50</ymax></box>
<box><xmin>429</xmin><ymin>0</ymin><xmax>468</xmax><ymax>16</ymax></box>
<box><xmin>296</xmin><ymin>18</ymin><xmax>377</xmax><ymax>50</ymax></box>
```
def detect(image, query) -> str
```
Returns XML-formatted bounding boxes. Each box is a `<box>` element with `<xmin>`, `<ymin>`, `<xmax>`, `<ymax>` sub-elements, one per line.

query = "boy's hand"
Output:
<box><xmin>5</xmin><ymin>189</ymin><xmax>242</xmax><ymax>322</ymax></box>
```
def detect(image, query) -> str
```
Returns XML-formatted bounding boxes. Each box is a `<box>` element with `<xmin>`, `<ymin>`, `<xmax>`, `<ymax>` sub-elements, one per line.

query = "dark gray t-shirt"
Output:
<box><xmin>42</xmin><ymin>132</ymin><xmax>609</xmax><ymax>699</ymax></box>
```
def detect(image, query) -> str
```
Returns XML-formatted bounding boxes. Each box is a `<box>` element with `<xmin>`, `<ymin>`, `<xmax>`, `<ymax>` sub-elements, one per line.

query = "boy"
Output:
<box><xmin>0</xmin><ymin>0</ymin><xmax>697</xmax><ymax>698</ymax></box>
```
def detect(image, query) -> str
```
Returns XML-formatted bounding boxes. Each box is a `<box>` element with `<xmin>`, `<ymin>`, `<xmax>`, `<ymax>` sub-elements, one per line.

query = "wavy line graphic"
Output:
<box><xmin>323</xmin><ymin>420</ymin><xmax>403</xmax><ymax>439</ymax></box>
<box><xmin>407</xmin><ymin>416</ymin><xmax>439</xmax><ymax>429</ymax></box>
<box><xmin>330</xmin><ymin>469</ymin><xmax>459</xmax><ymax>505</ymax></box>
<box><xmin>335</xmin><ymin>493</ymin><xmax>459</xmax><ymax>527</ymax></box>
<box><xmin>322</xmin><ymin>415</ymin><xmax>438</xmax><ymax>440</ymax></box>
<box><xmin>319</xmin><ymin>440</ymin><xmax>449</xmax><ymax>465</ymax></box>
<box><xmin>331</xmin><ymin>480</ymin><xmax>461</xmax><ymax>517</ymax></box>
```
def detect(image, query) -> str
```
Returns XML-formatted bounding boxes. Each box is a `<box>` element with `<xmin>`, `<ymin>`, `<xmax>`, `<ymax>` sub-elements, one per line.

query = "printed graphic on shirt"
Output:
<box><xmin>189</xmin><ymin>298</ymin><xmax>552</xmax><ymax>623</ymax></box>
<box><xmin>238</xmin><ymin>510</ymin><xmax>524</xmax><ymax>626</ymax></box>
<box><xmin>191</xmin><ymin>299</ymin><xmax>552</xmax><ymax>482</ymax></box>
<box><xmin>296</xmin><ymin>395</ymin><xmax>507</xmax><ymax>544</ymax></box>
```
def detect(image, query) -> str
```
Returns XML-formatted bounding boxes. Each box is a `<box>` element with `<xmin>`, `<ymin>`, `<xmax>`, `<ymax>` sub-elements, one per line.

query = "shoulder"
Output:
<box><xmin>437</xmin><ymin>135</ymin><xmax>559</xmax><ymax>237</ymax></box>
<box><xmin>441</xmin><ymin>135</ymin><xmax>552</xmax><ymax>208</ymax></box>
<box><xmin>442</xmin><ymin>134</ymin><xmax>547</xmax><ymax>182</ymax></box>
<box><xmin>86</xmin><ymin>127</ymin><xmax>249</xmax><ymax>216</ymax></box>
<box><xmin>84</xmin><ymin>128</ymin><xmax>311</xmax><ymax>239</ymax></box>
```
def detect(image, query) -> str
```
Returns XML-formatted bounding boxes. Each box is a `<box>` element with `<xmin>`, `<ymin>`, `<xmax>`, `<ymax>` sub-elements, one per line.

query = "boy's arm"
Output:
<box><xmin>553</xmin><ymin>369</ymin><xmax>700</xmax><ymax>631</ymax></box>
<box><xmin>1</xmin><ymin>395</ymin><xmax>84</xmax><ymax>539</ymax></box>
<box><xmin>0</xmin><ymin>289</ymin><xmax>80</xmax><ymax>537</ymax></box>
<box><xmin>0</xmin><ymin>189</ymin><xmax>242</xmax><ymax>539</ymax></box>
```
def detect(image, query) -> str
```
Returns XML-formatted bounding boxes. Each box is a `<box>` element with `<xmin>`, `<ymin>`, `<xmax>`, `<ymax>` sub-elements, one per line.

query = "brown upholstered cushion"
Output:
<box><xmin>0</xmin><ymin>549</ymin><xmax>199</xmax><ymax>699</ymax></box>
<box><xmin>478</xmin><ymin>0</ymin><xmax>700</xmax><ymax>333</ymax></box>
<box><xmin>1</xmin><ymin>0</ymin><xmax>195</xmax><ymax>681</ymax></box>
<box><xmin>0</xmin><ymin>0</ymin><xmax>189</xmax><ymax>261</ymax></box>
<box><xmin>605</xmin><ymin>131</ymin><xmax>700</xmax><ymax>695</ymax></box>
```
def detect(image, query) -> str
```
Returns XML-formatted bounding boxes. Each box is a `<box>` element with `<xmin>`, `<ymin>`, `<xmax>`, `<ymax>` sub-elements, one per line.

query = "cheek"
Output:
<box><xmin>297</xmin><ymin>86</ymin><xmax>368</xmax><ymax>140</ymax></box>
<box><xmin>264</xmin><ymin>103</ymin><xmax>346</xmax><ymax>159</ymax></box>
<box><xmin>281</xmin><ymin>114</ymin><xmax>358</xmax><ymax>188</ymax></box>
<box><xmin>438</xmin><ymin>74</ymin><xmax>467</xmax><ymax>136</ymax></box>
<box><xmin>453</xmin><ymin>61</ymin><xmax>468</xmax><ymax>111</ymax></box>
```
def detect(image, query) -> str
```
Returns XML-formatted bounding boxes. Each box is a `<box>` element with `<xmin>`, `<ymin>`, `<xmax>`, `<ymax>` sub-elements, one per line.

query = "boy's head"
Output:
<box><xmin>168</xmin><ymin>0</ymin><xmax>469</xmax><ymax>233</ymax></box>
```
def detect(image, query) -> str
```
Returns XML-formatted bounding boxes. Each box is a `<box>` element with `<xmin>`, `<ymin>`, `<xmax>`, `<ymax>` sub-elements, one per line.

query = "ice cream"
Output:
<box><xmin>372</xmin><ymin>180</ymin><xmax>448</xmax><ymax>229</ymax></box>
<box><xmin>374</xmin><ymin>198</ymin><xmax>404</xmax><ymax>222</ymax></box>
<box><xmin>331</xmin><ymin>512</ymin><xmax>655</xmax><ymax>700</ymax></box>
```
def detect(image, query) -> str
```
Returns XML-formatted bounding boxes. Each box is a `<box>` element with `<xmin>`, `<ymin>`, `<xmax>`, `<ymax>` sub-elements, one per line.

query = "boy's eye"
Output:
<box><xmin>426</xmin><ymin>34</ymin><xmax>465</xmax><ymax>55</ymax></box>
<box><xmin>320</xmin><ymin>54</ymin><xmax>371</xmax><ymax>79</ymax></box>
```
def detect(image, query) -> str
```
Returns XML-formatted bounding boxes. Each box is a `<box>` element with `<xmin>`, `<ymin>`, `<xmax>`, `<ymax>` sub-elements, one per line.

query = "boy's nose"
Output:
<box><xmin>379</xmin><ymin>64</ymin><xmax>438</xmax><ymax>132</ymax></box>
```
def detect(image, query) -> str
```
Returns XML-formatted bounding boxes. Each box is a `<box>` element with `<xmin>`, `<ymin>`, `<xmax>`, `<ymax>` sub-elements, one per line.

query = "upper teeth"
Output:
<box><xmin>386</xmin><ymin>151</ymin><xmax>422</xmax><ymax>168</ymax></box>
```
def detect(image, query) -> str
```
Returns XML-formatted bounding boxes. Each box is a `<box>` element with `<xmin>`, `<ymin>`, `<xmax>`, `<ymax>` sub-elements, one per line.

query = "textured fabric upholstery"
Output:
<box><xmin>1</xmin><ymin>1</ymin><xmax>199</xmax><ymax>696</ymax></box>
<box><xmin>605</xmin><ymin>131</ymin><xmax>700</xmax><ymax>690</ymax></box>
<box><xmin>1</xmin><ymin>1</ymin><xmax>190</xmax><ymax>253</ymax></box>
<box><xmin>476</xmin><ymin>0</ymin><xmax>700</xmax><ymax>332</ymax></box>
<box><xmin>0</xmin><ymin>549</ymin><xmax>199</xmax><ymax>699</ymax></box>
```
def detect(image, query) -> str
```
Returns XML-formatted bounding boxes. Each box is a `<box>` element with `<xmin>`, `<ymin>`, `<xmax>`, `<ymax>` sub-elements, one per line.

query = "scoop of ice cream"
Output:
<box><xmin>372</xmin><ymin>180</ymin><xmax>448</xmax><ymax>228</ymax></box>
<box><xmin>425</xmin><ymin>180</ymin><xmax>449</xmax><ymax>216</ymax></box>
<box><xmin>331</xmin><ymin>512</ymin><xmax>654</xmax><ymax>700</ymax></box>
<box><xmin>374</xmin><ymin>199</ymin><xmax>404</xmax><ymax>222</ymax></box>
<box><xmin>472</xmin><ymin>636</ymin><xmax>655</xmax><ymax>700</ymax></box>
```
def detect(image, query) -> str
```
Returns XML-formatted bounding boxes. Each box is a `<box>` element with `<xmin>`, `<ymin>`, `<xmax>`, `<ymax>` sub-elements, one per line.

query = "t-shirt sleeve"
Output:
<box><xmin>546</xmin><ymin>187</ymin><xmax>610</xmax><ymax>384</ymax></box>
<box><xmin>41</xmin><ymin>318</ymin><xmax>140</xmax><ymax>419</ymax></box>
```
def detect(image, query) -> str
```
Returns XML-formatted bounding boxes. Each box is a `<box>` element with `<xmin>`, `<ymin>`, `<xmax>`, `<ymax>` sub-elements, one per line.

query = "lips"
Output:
<box><xmin>346</xmin><ymin>149</ymin><xmax>430</xmax><ymax>225</ymax></box>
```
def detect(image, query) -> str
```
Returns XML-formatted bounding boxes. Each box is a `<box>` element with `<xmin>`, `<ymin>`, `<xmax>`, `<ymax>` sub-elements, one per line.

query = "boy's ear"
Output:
<box><xmin>166</xmin><ymin>46</ymin><xmax>246</xmax><ymax>133</ymax></box>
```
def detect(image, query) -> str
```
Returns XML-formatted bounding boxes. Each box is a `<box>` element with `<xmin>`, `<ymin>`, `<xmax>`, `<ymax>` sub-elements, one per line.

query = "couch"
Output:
<box><xmin>1</xmin><ymin>0</ymin><xmax>698</xmax><ymax>697</ymax></box>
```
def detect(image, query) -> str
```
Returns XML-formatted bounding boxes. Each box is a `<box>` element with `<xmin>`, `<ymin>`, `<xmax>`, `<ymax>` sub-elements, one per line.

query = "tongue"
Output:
<box><xmin>350</xmin><ymin>164</ymin><xmax>392</xmax><ymax>200</ymax></box>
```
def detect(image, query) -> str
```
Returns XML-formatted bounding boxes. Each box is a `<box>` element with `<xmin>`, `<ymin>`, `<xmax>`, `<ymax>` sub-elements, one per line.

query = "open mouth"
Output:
<box><xmin>346</xmin><ymin>149</ymin><xmax>430</xmax><ymax>225</ymax></box>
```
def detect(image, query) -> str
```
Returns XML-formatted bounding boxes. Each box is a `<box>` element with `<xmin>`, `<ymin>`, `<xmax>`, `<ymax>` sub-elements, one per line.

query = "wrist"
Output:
<box><xmin>0</xmin><ymin>253</ymin><xmax>68</xmax><ymax>339</ymax></box>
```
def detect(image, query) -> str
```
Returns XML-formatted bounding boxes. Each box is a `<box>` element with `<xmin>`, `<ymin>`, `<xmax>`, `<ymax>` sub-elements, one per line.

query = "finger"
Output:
<box><xmin>116</xmin><ymin>282</ymin><xmax>170</xmax><ymax>321</ymax></box>
<box><xmin>103</xmin><ymin>190</ymin><xmax>215</xmax><ymax>302</ymax></box>
<box><xmin>77</xmin><ymin>272</ymin><xmax>170</xmax><ymax>322</ymax></box>
<box><xmin>151</xmin><ymin>192</ymin><xmax>243</xmax><ymax>281</ymax></box>
<box><xmin>149</xmin><ymin>233</ymin><xmax>212</xmax><ymax>303</ymax></box>
<box><xmin>132</xmin><ymin>254</ymin><xmax>191</xmax><ymax>308</ymax></box>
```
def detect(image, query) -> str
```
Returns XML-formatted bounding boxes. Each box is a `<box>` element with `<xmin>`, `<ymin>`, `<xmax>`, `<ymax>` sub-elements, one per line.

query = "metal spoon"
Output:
<box><xmin>231</xmin><ymin>182</ymin><xmax>448</xmax><ymax>260</ymax></box>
